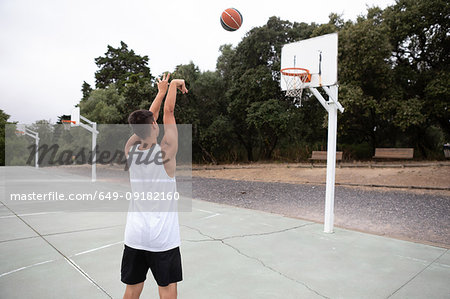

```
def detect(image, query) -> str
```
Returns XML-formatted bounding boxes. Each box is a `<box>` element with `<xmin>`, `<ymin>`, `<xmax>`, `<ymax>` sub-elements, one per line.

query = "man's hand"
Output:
<box><xmin>170</xmin><ymin>79</ymin><xmax>188</xmax><ymax>94</ymax></box>
<box><xmin>156</xmin><ymin>72</ymin><xmax>170</xmax><ymax>94</ymax></box>
<box><xmin>150</xmin><ymin>72</ymin><xmax>170</xmax><ymax>121</ymax></box>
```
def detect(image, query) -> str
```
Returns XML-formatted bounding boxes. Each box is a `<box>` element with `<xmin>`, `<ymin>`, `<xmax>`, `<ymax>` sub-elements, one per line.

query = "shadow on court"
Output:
<box><xmin>1</xmin><ymin>167</ymin><xmax>449</xmax><ymax>298</ymax></box>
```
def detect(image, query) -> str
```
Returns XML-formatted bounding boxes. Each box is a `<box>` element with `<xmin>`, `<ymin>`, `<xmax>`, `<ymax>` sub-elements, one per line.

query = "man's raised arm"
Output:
<box><xmin>124</xmin><ymin>73</ymin><xmax>170</xmax><ymax>155</ymax></box>
<box><xmin>150</xmin><ymin>72</ymin><xmax>170</xmax><ymax>121</ymax></box>
<box><xmin>163</xmin><ymin>79</ymin><xmax>187</xmax><ymax>125</ymax></box>
<box><xmin>161</xmin><ymin>79</ymin><xmax>188</xmax><ymax>177</ymax></box>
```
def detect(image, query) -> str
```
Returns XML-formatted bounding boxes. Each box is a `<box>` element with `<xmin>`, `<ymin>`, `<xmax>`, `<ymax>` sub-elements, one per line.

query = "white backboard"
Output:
<box><xmin>71</xmin><ymin>107</ymin><xmax>80</xmax><ymax>127</ymax></box>
<box><xmin>16</xmin><ymin>124</ymin><xmax>26</xmax><ymax>135</ymax></box>
<box><xmin>281</xmin><ymin>33</ymin><xmax>338</xmax><ymax>89</ymax></box>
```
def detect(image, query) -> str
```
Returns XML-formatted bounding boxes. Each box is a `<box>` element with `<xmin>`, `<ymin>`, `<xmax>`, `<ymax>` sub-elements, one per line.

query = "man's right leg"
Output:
<box><xmin>123</xmin><ymin>282</ymin><xmax>144</xmax><ymax>299</ymax></box>
<box><xmin>122</xmin><ymin>245</ymin><xmax>149</xmax><ymax>299</ymax></box>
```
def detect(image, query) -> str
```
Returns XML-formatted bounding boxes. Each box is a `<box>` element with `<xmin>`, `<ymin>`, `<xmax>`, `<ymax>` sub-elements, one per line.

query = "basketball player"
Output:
<box><xmin>121</xmin><ymin>73</ymin><xmax>188</xmax><ymax>299</ymax></box>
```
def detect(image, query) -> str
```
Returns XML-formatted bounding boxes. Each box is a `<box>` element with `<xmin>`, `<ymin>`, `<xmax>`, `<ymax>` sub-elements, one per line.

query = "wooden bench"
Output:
<box><xmin>309</xmin><ymin>151</ymin><xmax>343</xmax><ymax>161</ymax></box>
<box><xmin>373</xmin><ymin>148</ymin><xmax>414</xmax><ymax>159</ymax></box>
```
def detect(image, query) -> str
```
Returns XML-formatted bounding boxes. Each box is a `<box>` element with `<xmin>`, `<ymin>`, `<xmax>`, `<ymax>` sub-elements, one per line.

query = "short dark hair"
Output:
<box><xmin>128</xmin><ymin>110</ymin><xmax>155</xmax><ymax>139</ymax></box>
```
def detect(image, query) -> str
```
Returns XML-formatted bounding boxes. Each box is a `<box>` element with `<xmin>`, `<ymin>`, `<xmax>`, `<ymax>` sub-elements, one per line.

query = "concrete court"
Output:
<box><xmin>0</xmin><ymin>166</ymin><xmax>449</xmax><ymax>299</ymax></box>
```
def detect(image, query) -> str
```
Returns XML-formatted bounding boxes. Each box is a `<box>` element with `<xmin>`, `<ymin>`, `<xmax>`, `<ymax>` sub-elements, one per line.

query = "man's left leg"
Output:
<box><xmin>149</xmin><ymin>247</ymin><xmax>182</xmax><ymax>299</ymax></box>
<box><xmin>123</xmin><ymin>282</ymin><xmax>144</xmax><ymax>299</ymax></box>
<box><xmin>158</xmin><ymin>283</ymin><xmax>177</xmax><ymax>299</ymax></box>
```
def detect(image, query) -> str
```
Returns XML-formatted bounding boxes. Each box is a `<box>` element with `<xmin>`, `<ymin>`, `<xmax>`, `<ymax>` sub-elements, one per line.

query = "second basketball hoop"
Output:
<box><xmin>62</xmin><ymin>120</ymin><xmax>76</xmax><ymax>130</ymax></box>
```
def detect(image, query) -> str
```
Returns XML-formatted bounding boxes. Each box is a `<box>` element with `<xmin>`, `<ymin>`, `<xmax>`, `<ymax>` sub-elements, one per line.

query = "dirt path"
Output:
<box><xmin>192</xmin><ymin>162</ymin><xmax>450</xmax><ymax>196</ymax></box>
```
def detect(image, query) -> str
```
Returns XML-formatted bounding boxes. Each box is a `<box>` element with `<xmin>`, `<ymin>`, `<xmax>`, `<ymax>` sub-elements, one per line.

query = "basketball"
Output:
<box><xmin>220</xmin><ymin>8</ymin><xmax>243</xmax><ymax>32</ymax></box>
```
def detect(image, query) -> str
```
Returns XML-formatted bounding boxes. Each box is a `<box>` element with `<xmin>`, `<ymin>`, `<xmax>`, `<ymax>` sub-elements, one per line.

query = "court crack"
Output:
<box><xmin>182</xmin><ymin>222</ymin><xmax>314</xmax><ymax>242</ymax></box>
<box><xmin>222</xmin><ymin>223</ymin><xmax>315</xmax><ymax>240</ymax></box>
<box><xmin>181</xmin><ymin>224</ymin><xmax>329</xmax><ymax>298</ymax></box>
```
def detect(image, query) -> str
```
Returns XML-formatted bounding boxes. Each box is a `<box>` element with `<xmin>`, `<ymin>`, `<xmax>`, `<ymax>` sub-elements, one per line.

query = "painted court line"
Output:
<box><xmin>193</xmin><ymin>208</ymin><xmax>221</xmax><ymax>219</ymax></box>
<box><xmin>202</xmin><ymin>213</ymin><xmax>220</xmax><ymax>219</ymax></box>
<box><xmin>0</xmin><ymin>241</ymin><xmax>124</xmax><ymax>278</ymax></box>
<box><xmin>0</xmin><ymin>211</ymin><xmax>63</xmax><ymax>219</ymax></box>
<box><xmin>0</xmin><ymin>259</ymin><xmax>56</xmax><ymax>278</ymax></box>
<box><xmin>395</xmin><ymin>254</ymin><xmax>430</xmax><ymax>265</ymax></box>
<box><xmin>73</xmin><ymin>241</ymin><xmax>123</xmax><ymax>256</ymax></box>
<box><xmin>5</xmin><ymin>179</ymin><xmax>91</xmax><ymax>183</ymax></box>
<box><xmin>193</xmin><ymin>208</ymin><xmax>214</xmax><ymax>214</ymax></box>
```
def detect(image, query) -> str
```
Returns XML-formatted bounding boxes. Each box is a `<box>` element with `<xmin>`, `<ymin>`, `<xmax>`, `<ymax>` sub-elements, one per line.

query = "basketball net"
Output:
<box><xmin>15</xmin><ymin>130</ymin><xmax>25</xmax><ymax>137</ymax></box>
<box><xmin>62</xmin><ymin>120</ymin><xmax>75</xmax><ymax>130</ymax></box>
<box><xmin>281</xmin><ymin>68</ymin><xmax>311</xmax><ymax>106</ymax></box>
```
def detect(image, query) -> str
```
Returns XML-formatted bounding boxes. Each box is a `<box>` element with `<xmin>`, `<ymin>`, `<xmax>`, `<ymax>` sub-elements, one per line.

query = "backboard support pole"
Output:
<box><xmin>324</xmin><ymin>85</ymin><xmax>338</xmax><ymax>233</ymax></box>
<box><xmin>323</xmin><ymin>86</ymin><xmax>344</xmax><ymax>113</ymax></box>
<box><xmin>309</xmin><ymin>87</ymin><xmax>329</xmax><ymax>112</ymax></box>
<box><xmin>35</xmin><ymin>136</ymin><xmax>39</xmax><ymax>169</ymax></box>
<box><xmin>91</xmin><ymin>122</ymin><xmax>97</xmax><ymax>182</ymax></box>
<box><xmin>69</xmin><ymin>108</ymin><xmax>99</xmax><ymax>182</ymax></box>
<box><xmin>17</xmin><ymin>125</ymin><xmax>40</xmax><ymax>168</ymax></box>
<box><xmin>309</xmin><ymin>85</ymin><xmax>342</xmax><ymax>233</ymax></box>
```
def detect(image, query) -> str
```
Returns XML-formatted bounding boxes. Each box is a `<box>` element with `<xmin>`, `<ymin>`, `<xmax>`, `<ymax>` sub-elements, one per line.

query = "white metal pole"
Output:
<box><xmin>324</xmin><ymin>85</ymin><xmax>338</xmax><ymax>233</ymax></box>
<box><xmin>35</xmin><ymin>134</ymin><xmax>39</xmax><ymax>169</ymax></box>
<box><xmin>91</xmin><ymin>122</ymin><xmax>97</xmax><ymax>182</ymax></box>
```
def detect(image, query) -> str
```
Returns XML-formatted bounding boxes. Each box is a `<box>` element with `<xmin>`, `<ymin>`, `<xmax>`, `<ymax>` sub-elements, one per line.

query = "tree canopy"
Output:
<box><xmin>0</xmin><ymin>109</ymin><xmax>11</xmax><ymax>165</ymax></box>
<box><xmin>67</xmin><ymin>0</ymin><xmax>448</xmax><ymax>163</ymax></box>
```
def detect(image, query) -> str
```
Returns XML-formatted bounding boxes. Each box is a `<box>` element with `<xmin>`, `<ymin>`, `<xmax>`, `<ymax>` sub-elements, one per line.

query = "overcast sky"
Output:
<box><xmin>1</xmin><ymin>0</ymin><xmax>395</xmax><ymax>124</ymax></box>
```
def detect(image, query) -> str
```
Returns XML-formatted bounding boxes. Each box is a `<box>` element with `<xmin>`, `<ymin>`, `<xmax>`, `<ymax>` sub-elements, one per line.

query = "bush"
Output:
<box><xmin>340</xmin><ymin>142</ymin><xmax>372</xmax><ymax>161</ymax></box>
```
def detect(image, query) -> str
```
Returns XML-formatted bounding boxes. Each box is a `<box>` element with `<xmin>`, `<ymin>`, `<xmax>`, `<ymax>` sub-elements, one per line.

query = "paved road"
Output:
<box><xmin>191</xmin><ymin>177</ymin><xmax>450</xmax><ymax>248</ymax></box>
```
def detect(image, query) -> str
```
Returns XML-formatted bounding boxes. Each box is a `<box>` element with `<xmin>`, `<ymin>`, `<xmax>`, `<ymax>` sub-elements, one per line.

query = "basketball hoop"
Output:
<box><xmin>62</xmin><ymin>120</ymin><xmax>75</xmax><ymax>130</ymax></box>
<box><xmin>281</xmin><ymin>67</ymin><xmax>311</xmax><ymax>105</ymax></box>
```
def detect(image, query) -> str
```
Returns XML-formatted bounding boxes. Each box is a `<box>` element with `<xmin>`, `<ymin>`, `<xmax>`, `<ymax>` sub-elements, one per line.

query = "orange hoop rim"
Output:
<box><xmin>62</xmin><ymin>120</ymin><xmax>76</xmax><ymax>124</ymax></box>
<box><xmin>280</xmin><ymin>67</ymin><xmax>310</xmax><ymax>77</ymax></box>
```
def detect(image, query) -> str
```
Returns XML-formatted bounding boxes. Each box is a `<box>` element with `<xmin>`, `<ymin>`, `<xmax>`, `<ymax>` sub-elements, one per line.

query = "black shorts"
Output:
<box><xmin>121</xmin><ymin>245</ymin><xmax>182</xmax><ymax>286</ymax></box>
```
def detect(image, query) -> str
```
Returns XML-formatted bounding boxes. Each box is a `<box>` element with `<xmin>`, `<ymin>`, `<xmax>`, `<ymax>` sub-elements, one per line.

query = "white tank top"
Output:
<box><xmin>124</xmin><ymin>144</ymin><xmax>180</xmax><ymax>252</ymax></box>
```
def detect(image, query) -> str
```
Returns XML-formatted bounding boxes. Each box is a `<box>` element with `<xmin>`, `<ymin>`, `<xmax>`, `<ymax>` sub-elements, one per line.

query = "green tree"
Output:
<box><xmin>170</xmin><ymin>63</ymin><xmax>233</xmax><ymax>162</ymax></box>
<box><xmin>337</xmin><ymin>7</ymin><xmax>395</xmax><ymax>151</ymax></box>
<box><xmin>194</xmin><ymin>70</ymin><xmax>233</xmax><ymax>163</ymax></box>
<box><xmin>81</xmin><ymin>81</ymin><xmax>93</xmax><ymax>102</ymax></box>
<box><xmin>246</xmin><ymin>99</ymin><xmax>291</xmax><ymax>159</ymax></box>
<box><xmin>79</xmin><ymin>84</ymin><xmax>124</xmax><ymax>124</ymax></box>
<box><xmin>76</xmin><ymin>42</ymin><xmax>156</xmax><ymax>126</ymax></box>
<box><xmin>94</xmin><ymin>41</ymin><xmax>152</xmax><ymax>91</ymax></box>
<box><xmin>219</xmin><ymin>17</ymin><xmax>318</xmax><ymax>161</ymax></box>
<box><xmin>0</xmin><ymin>109</ymin><xmax>11</xmax><ymax>165</ymax></box>
<box><xmin>384</xmin><ymin>0</ymin><xmax>450</xmax><ymax>142</ymax></box>
<box><xmin>121</xmin><ymin>74</ymin><xmax>155</xmax><ymax>123</ymax></box>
